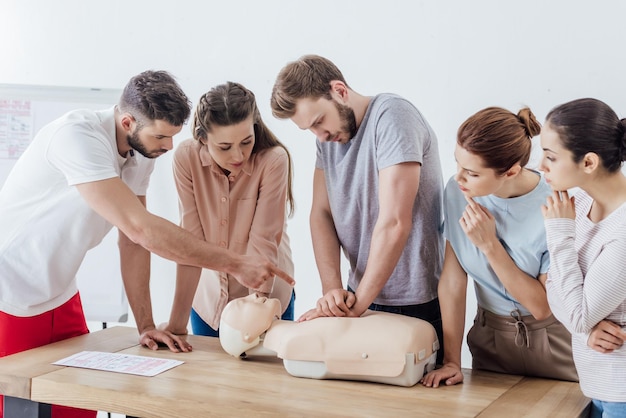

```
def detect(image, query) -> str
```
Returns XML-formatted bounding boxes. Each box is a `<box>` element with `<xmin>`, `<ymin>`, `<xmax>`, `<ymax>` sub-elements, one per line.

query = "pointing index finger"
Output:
<box><xmin>272</xmin><ymin>265</ymin><xmax>295</xmax><ymax>286</ymax></box>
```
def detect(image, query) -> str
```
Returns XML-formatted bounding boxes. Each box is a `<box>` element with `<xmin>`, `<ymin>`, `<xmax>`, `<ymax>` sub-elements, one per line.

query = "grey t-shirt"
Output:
<box><xmin>315</xmin><ymin>93</ymin><xmax>443</xmax><ymax>305</ymax></box>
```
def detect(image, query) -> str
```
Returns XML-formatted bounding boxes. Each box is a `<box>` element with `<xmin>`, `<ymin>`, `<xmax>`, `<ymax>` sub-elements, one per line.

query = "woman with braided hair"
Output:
<box><xmin>162</xmin><ymin>82</ymin><xmax>296</xmax><ymax>337</ymax></box>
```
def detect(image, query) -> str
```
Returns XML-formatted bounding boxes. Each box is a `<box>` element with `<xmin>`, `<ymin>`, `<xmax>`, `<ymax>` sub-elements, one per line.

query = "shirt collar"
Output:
<box><xmin>198</xmin><ymin>142</ymin><xmax>254</xmax><ymax>177</ymax></box>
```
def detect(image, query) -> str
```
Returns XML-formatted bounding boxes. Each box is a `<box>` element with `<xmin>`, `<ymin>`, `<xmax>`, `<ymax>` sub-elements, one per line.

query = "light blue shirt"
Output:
<box><xmin>443</xmin><ymin>171</ymin><xmax>550</xmax><ymax>316</ymax></box>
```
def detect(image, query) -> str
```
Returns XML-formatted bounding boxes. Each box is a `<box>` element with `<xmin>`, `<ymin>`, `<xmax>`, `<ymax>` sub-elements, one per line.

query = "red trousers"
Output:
<box><xmin>0</xmin><ymin>292</ymin><xmax>97</xmax><ymax>418</ymax></box>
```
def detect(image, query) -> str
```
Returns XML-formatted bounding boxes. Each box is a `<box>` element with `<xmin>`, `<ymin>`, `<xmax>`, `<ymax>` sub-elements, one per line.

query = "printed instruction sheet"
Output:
<box><xmin>53</xmin><ymin>351</ymin><xmax>184</xmax><ymax>377</ymax></box>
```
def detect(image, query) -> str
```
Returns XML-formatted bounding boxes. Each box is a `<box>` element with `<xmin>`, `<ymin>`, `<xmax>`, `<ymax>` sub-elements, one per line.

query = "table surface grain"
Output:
<box><xmin>0</xmin><ymin>326</ymin><xmax>590</xmax><ymax>418</ymax></box>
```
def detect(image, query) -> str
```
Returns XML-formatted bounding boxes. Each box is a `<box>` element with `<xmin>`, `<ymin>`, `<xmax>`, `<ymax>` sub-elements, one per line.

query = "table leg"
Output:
<box><xmin>4</xmin><ymin>396</ymin><xmax>51</xmax><ymax>418</ymax></box>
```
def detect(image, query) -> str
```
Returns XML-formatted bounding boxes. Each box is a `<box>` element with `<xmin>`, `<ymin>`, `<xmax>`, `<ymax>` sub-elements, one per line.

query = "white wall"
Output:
<box><xmin>2</xmin><ymin>0</ymin><xmax>625</xmax><ymax>368</ymax></box>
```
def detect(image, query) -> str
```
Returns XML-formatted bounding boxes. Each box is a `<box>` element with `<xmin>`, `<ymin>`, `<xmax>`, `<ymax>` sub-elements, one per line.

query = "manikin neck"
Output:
<box><xmin>240</xmin><ymin>333</ymin><xmax>277</xmax><ymax>358</ymax></box>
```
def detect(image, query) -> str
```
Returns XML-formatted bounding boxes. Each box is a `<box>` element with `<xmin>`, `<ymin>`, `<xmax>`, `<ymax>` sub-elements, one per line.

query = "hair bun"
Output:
<box><xmin>517</xmin><ymin>108</ymin><xmax>541</xmax><ymax>138</ymax></box>
<box><xmin>619</xmin><ymin>118</ymin><xmax>626</xmax><ymax>136</ymax></box>
<box><xmin>619</xmin><ymin>118</ymin><xmax>626</xmax><ymax>161</ymax></box>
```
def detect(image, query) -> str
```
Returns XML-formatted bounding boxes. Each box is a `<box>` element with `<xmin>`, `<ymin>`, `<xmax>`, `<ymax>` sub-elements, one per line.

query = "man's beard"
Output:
<box><xmin>335</xmin><ymin>100</ymin><xmax>358</xmax><ymax>140</ymax></box>
<box><xmin>127</xmin><ymin>129</ymin><xmax>166</xmax><ymax>159</ymax></box>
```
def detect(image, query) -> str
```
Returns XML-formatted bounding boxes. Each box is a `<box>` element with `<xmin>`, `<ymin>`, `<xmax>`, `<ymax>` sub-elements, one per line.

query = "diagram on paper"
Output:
<box><xmin>53</xmin><ymin>351</ymin><xmax>184</xmax><ymax>377</ymax></box>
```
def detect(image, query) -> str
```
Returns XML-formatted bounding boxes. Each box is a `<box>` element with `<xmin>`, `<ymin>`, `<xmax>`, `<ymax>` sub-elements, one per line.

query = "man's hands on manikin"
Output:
<box><xmin>297</xmin><ymin>289</ymin><xmax>357</xmax><ymax>321</ymax></box>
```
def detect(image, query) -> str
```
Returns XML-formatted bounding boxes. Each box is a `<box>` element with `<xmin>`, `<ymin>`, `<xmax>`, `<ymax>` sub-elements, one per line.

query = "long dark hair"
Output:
<box><xmin>192</xmin><ymin>82</ymin><xmax>295</xmax><ymax>216</ymax></box>
<box><xmin>546</xmin><ymin>98</ymin><xmax>626</xmax><ymax>173</ymax></box>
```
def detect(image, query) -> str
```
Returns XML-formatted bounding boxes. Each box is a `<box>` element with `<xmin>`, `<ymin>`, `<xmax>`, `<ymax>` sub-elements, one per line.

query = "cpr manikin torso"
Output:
<box><xmin>219</xmin><ymin>294</ymin><xmax>439</xmax><ymax>387</ymax></box>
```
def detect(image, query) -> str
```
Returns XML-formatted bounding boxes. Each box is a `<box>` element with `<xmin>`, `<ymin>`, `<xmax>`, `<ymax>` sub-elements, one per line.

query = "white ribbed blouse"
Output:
<box><xmin>545</xmin><ymin>190</ymin><xmax>626</xmax><ymax>402</ymax></box>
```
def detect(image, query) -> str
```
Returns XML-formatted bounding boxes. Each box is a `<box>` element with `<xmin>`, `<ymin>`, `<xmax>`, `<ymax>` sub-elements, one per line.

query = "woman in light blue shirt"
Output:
<box><xmin>422</xmin><ymin>107</ymin><xmax>577</xmax><ymax>388</ymax></box>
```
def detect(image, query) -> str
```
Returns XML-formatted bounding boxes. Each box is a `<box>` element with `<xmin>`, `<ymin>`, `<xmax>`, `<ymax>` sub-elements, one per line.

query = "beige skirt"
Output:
<box><xmin>467</xmin><ymin>306</ymin><xmax>578</xmax><ymax>382</ymax></box>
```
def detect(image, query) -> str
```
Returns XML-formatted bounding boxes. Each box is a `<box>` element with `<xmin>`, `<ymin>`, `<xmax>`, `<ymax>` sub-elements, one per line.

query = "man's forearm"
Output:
<box><xmin>119</xmin><ymin>231</ymin><xmax>155</xmax><ymax>334</ymax></box>
<box><xmin>311</xmin><ymin>211</ymin><xmax>343</xmax><ymax>293</ymax></box>
<box><xmin>353</xmin><ymin>219</ymin><xmax>411</xmax><ymax>314</ymax></box>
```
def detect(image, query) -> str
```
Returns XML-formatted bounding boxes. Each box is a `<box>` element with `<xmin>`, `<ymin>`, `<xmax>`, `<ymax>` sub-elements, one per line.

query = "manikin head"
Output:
<box><xmin>219</xmin><ymin>294</ymin><xmax>282</xmax><ymax>357</ymax></box>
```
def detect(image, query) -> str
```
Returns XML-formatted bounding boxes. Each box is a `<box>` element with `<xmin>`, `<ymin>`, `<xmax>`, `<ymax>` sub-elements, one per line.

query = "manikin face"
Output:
<box><xmin>128</xmin><ymin>119</ymin><xmax>181</xmax><ymax>159</ymax></box>
<box><xmin>454</xmin><ymin>145</ymin><xmax>508</xmax><ymax>198</ymax></box>
<box><xmin>539</xmin><ymin>124</ymin><xmax>581</xmax><ymax>191</ymax></box>
<box><xmin>290</xmin><ymin>96</ymin><xmax>358</xmax><ymax>144</ymax></box>
<box><xmin>205</xmin><ymin>116</ymin><xmax>255</xmax><ymax>176</ymax></box>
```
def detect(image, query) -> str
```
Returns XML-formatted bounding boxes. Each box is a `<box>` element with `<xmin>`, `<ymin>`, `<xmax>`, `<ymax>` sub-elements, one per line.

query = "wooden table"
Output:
<box><xmin>0</xmin><ymin>326</ymin><xmax>590</xmax><ymax>418</ymax></box>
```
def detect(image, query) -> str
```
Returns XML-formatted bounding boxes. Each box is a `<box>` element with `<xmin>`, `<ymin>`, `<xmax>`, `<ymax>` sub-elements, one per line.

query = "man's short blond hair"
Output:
<box><xmin>270</xmin><ymin>55</ymin><xmax>348</xmax><ymax>119</ymax></box>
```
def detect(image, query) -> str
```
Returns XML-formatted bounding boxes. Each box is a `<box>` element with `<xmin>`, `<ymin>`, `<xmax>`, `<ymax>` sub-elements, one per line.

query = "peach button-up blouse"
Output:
<box><xmin>173</xmin><ymin>139</ymin><xmax>294</xmax><ymax>329</ymax></box>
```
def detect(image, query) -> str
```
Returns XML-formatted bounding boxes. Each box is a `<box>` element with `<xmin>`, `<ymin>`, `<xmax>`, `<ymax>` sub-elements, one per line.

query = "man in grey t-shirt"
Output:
<box><xmin>271</xmin><ymin>55</ymin><xmax>444</xmax><ymax>361</ymax></box>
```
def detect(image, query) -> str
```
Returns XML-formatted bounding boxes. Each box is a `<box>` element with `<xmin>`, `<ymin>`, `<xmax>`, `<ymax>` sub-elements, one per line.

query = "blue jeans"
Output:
<box><xmin>589</xmin><ymin>399</ymin><xmax>626</xmax><ymax>418</ymax></box>
<box><xmin>190</xmin><ymin>291</ymin><xmax>296</xmax><ymax>337</ymax></box>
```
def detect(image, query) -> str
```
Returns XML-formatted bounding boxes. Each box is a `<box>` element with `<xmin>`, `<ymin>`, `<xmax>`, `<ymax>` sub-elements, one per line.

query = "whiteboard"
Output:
<box><xmin>0</xmin><ymin>84</ymin><xmax>128</xmax><ymax>323</ymax></box>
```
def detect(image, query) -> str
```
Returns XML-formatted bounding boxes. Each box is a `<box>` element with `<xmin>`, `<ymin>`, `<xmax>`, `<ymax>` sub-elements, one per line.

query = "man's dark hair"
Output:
<box><xmin>119</xmin><ymin>70</ymin><xmax>191</xmax><ymax>127</ymax></box>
